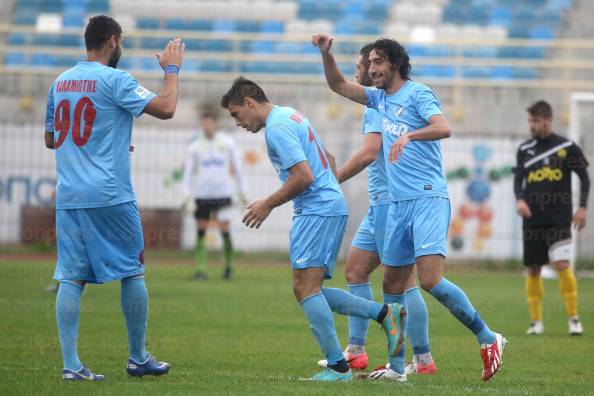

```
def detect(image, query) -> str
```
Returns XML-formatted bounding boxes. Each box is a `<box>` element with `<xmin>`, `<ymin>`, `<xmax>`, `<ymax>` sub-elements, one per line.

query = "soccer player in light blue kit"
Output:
<box><xmin>313</xmin><ymin>34</ymin><xmax>507</xmax><ymax>382</ymax></box>
<box><xmin>221</xmin><ymin>77</ymin><xmax>406</xmax><ymax>382</ymax></box>
<box><xmin>317</xmin><ymin>44</ymin><xmax>437</xmax><ymax>376</ymax></box>
<box><xmin>44</xmin><ymin>15</ymin><xmax>184</xmax><ymax>381</ymax></box>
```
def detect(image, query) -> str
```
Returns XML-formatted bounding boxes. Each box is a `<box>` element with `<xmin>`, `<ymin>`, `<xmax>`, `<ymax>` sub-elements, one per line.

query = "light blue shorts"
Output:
<box><xmin>383</xmin><ymin>197</ymin><xmax>451</xmax><ymax>267</ymax></box>
<box><xmin>289</xmin><ymin>215</ymin><xmax>348</xmax><ymax>279</ymax></box>
<box><xmin>54</xmin><ymin>201</ymin><xmax>145</xmax><ymax>284</ymax></box>
<box><xmin>351</xmin><ymin>203</ymin><xmax>389</xmax><ymax>262</ymax></box>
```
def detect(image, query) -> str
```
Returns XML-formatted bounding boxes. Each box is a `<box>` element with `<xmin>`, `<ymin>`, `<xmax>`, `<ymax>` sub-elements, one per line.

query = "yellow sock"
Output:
<box><xmin>525</xmin><ymin>275</ymin><xmax>544</xmax><ymax>322</ymax></box>
<box><xmin>558</xmin><ymin>268</ymin><xmax>578</xmax><ymax>318</ymax></box>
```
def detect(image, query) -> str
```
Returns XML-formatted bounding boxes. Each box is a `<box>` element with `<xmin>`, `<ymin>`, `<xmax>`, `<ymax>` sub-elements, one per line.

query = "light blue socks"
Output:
<box><xmin>321</xmin><ymin>287</ymin><xmax>383</xmax><ymax>320</ymax></box>
<box><xmin>56</xmin><ymin>280</ymin><xmax>84</xmax><ymax>371</ymax></box>
<box><xmin>429</xmin><ymin>278</ymin><xmax>496</xmax><ymax>345</ymax></box>
<box><xmin>300</xmin><ymin>292</ymin><xmax>344</xmax><ymax>365</ymax></box>
<box><xmin>347</xmin><ymin>283</ymin><xmax>373</xmax><ymax>346</ymax></box>
<box><xmin>121</xmin><ymin>275</ymin><xmax>149</xmax><ymax>362</ymax></box>
<box><xmin>406</xmin><ymin>287</ymin><xmax>430</xmax><ymax>355</ymax></box>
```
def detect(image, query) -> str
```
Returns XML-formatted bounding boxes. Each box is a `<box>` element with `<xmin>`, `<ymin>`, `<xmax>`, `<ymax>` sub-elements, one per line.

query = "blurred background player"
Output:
<box><xmin>182</xmin><ymin>104</ymin><xmax>247</xmax><ymax>280</ymax></box>
<box><xmin>514</xmin><ymin>100</ymin><xmax>590</xmax><ymax>336</ymax></box>
<box><xmin>316</xmin><ymin>43</ymin><xmax>436</xmax><ymax>375</ymax></box>
<box><xmin>313</xmin><ymin>34</ymin><xmax>506</xmax><ymax>382</ymax></box>
<box><xmin>222</xmin><ymin>77</ymin><xmax>406</xmax><ymax>382</ymax></box>
<box><xmin>45</xmin><ymin>15</ymin><xmax>183</xmax><ymax>381</ymax></box>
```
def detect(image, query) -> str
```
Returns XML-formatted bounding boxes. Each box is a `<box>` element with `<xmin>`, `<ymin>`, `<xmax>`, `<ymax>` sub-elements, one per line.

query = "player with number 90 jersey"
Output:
<box><xmin>45</xmin><ymin>62</ymin><xmax>156</xmax><ymax>209</ymax></box>
<box><xmin>265</xmin><ymin>105</ymin><xmax>348</xmax><ymax>217</ymax></box>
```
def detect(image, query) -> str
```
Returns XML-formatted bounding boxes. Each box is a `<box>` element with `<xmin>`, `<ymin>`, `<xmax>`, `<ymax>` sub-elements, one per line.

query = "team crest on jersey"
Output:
<box><xmin>557</xmin><ymin>148</ymin><xmax>567</xmax><ymax>159</ymax></box>
<box><xmin>135</xmin><ymin>85</ymin><xmax>151</xmax><ymax>99</ymax></box>
<box><xmin>395</xmin><ymin>106</ymin><xmax>406</xmax><ymax>117</ymax></box>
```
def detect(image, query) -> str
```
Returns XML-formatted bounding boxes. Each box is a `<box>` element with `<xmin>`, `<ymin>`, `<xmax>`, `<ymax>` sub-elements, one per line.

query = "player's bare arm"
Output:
<box><xmin>144</xmin><ymin>38</ymin><xmax>185</xmax><ymax>120</ymax></box>
<box><xmin>311</xmin><ymin>34</ymin><xmax>367</xmax><ymax>105</ymax></box>
<box><xmin>243</xmin><ymin>160</ymin><xmax>313</xmax><ymax>229</ymax></box>
<box><xmin>389</xmin><ymin>115</ymin><xmax>451</xmax><ymax>162</ymax></box>
<box><xmin>44</xmin><ymin>131</ymin><xmax>54</xmax><ymax>149</ymax></box>
<box><xmin>324</xmin><ymin>147</ymin><xmax>338</xmax><ymax>180</ymax></box>
<box><xmin>338</xmin><ymin>132</ymin><xmax>381</xmax><ymax>183</ymax></box>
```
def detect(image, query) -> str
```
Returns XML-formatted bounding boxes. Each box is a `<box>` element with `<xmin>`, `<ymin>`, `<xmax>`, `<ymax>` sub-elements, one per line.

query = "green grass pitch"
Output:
<box><xmin>0</xmin><ymin>254</ymin><xmax>592</xmax><ymax>395</ymax></box>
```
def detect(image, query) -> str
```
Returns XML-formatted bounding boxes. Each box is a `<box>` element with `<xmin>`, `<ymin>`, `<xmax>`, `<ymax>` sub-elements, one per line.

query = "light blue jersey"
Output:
<box><xmin>364</xmin><ymin>81</ymin><xmax>448</xmax><ymax>202</ymax></box>
<box><xmin>361</xmin><ymin>107</ymin><xmax>389</xmax><ymax>206</ymax></box>
<box><xmin>45</xmin><ymin>61</ymin><xmax>156</xmax><ymax>209</ymax></box>
<box><xmin>264</xmin><ymin>105</ymin><xmax>348</xmax><ymax>217</ymax></box>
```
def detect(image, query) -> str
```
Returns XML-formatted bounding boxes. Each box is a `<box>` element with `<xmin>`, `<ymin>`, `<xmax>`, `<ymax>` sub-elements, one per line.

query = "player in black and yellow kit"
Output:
<box><xmin>514</xmin><ymin>100</ymin><xmax>590</xmax><ymax>336</ymax></box>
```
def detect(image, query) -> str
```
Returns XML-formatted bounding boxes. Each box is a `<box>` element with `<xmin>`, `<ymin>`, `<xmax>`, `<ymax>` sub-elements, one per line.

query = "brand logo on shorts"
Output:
<box><xmin>295</xmin><ymin>257</ymin><xmax>309</xmax><ymax>264</ymax></box>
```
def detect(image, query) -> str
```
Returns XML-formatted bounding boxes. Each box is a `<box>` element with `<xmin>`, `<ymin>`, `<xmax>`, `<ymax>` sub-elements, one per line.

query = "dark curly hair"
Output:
<box><xmin>370</xmin><ymin>38</ymin><xmax>411</xmax><ymax>80</ymax></box>
<box><xmin>84</xmin><ymin>15</ymin><xmax>122</xmax><ymax>51</ymax></box>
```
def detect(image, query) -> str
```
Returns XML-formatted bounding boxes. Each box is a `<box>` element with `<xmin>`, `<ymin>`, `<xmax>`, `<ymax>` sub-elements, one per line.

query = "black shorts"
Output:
<box><xmin>194</xmin><ymin>198</ymin><xmax>232</xmax><ymax>220</ymax></box>
<box><xmin>522</xmin><ymin>224</ymin><xmax>571</xmax><ymax>266</ymax></box>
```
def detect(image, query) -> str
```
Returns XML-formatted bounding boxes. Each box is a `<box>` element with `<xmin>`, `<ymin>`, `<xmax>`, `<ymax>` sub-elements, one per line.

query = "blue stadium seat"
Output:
<box><xmin>463</xmin><ymin>66</ymin><xmax>491</xmax><ymax>78</ymax></box>
<box><xmin>212</xmin><ymin>20</ymin><xmax>236</xmax><ymax>33</ymax></box>
<box><xmin>182</xmin><ymin>59</ymin><xmax>200</xmax><ymax>72</ymax></box>
<box><xmin>5</xmin><ymin>52</ymin><xmax>27</xmax><ymax>66</ymax></box>
<box><xmin>514</xmin><ymin>67</ymin><xmax>538</xmax><ymax>79</ymax></box>
<box><xmin>86</xmin><ymin>0</ymin><xmax>109</xmax><ymax>13</ymax></box>
<box><xmin>137</xmin><ymin>17</ymin><xmax>160</xmax><ymax>30</ymax></box>
<box><xmin>164</xmin><ymin>19</ymin><xmax>212</xmax><ymax>31</ymax></box>
<box><xmin>249</xmin><ymin>40</ymin><xmax>276</xmax><ymax>53</ymax></box>
<box><xmin>39</xmin><ymin>0</ymin><xmax>62</xmax><ymax>13</ymax></box>
<box><xmin>13</xmin><ymin>12</ymin><xmax>36</xmax><ymax>25</ymax></box>
<box><xmin>489</xmin><ymin>5</ymin><xmax>512</xmax><ymax>27</ymax></box>
<box><xmin>530</xmin><ymin>26</ymin><xmax>554</xmax><ymax>40</ymax></box>
<box><xmin>427</xmin><ymin>45</ymin><xmax>455</xmax><ymax>58</ymax></box>
<box><xmin>33</xmin><ymin>35</ymin><xmax>59</xmax><ymax>46</ymax></box>
<box><xmin>236</xmin><ymin>21</ymin><xmax>261</xmax><ymax>33</ymax></box>
<box><xmin>31</xmin><ymin>53</ymin><xmax>56</xmax><ymax>67</ymax></box>
<box><xmin>260</xmin><ymin>21</ymin><xmax>284</xmax><ymax>34</ymax></box>
<box><xmin>141</xmin><ymin>57</ymin><xmax>161</xmax><ymax>71</ymax></box>
<box><xmin>463</xmin><ymin>46</ymin><xmax>498</xmax><ymax>58</ymax></box>
<box><xmin>490</xmin><ymin>66</ymin><xmax>514</xmax><ymax>80</ymax></box>
<box><xmin>118</xmin><ymin>56</ymin><xmax>141</xmax><ymax>70</ymax></box>
<box><xmin>200</xmin><ymin>60</ymin><xmax>232</xmax><ymax>72</ymax></box>
<box><xmin>140</xmin><ymin>37</ymin><xmax>170</xmax><ymax>50</ymax></box>
<box><xmin>55</xmin><ymin>55</ymin><xmax>77</xmax><ymax>68</ymax></box>
<box><xmin>202</xmin><ymin>39</ymin><xmax>233</xmax><ymax>52</ymax></box>
<box><xmin>275</xmin><ymin>41</ymin><xmax>305</xmax><ymax>54</ymax></box>
<box><xmin>63</xmin><ymin>12</ymin><xmax>85</xmax><ymax>27</ymax></box>
<box><xmin>57</xmin><ymin>35</ymin><xmax>82</xmax><ymax>48</ymax></box>
<box><xmin>407</xmin><ymin>45</ymin><xmax>429</xmax><ymax>58</ymax></box>
<box><xmin>7</xmin><ymin>33</ymin><xmax>28</xmax><ymax>45</ymax></box>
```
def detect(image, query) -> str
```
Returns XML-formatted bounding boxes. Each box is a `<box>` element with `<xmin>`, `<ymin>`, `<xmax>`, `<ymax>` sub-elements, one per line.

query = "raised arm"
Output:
<box><xmin>339</xmin><ymin>132</ymin><xmax>382</xmax><ymax>183</ymax></box>
<box><xmin>311</xmin><ymin>34</ymin><xmax>367</xmax><ymax>105</ymax></box>
<box><xmin>144</xmin><ymin>38</ymin><xmax>185</xmax><ymax>120</ymax></box>
<box><xmin>242</xmin><ymin>160</ymin><xmax>313</xmax><ymax>229</ymax></box>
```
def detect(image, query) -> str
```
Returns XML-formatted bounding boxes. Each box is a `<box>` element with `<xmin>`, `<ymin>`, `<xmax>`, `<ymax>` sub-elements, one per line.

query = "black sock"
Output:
<box><xmin>328</xmin><ymin>359</ymin><xmax>349</xmax><ymax>373</ymax></box>
<box><xmin>376</xmin><ymin>304</ymin><xmax>388</xmax><ymax>323</ymax></box>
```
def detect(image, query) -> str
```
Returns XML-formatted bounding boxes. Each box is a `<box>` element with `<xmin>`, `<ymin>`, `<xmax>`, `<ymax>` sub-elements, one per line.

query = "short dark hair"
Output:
<box><xmin>527</xmin><ymin>100</ymin><xmax>553</xmax><ymax>119</ymax></box>
<box><xmin>360</xmin><ymin>43</ymin><xmax>374</xmax><ymax>63</ymax></box>
<box><xmin>371</xmin><ymin>38</ymin><xmax>411</xmax><ymax>80</ymax></box>
<box><xmin>221</xmin><ymin>77</ymin><xmax>269</xmax><ymax>108</ymax></box>
<box><xmin>85</xmin><ymin>15</ymin><xmax>122</xmax><ymax>51</ymax></box>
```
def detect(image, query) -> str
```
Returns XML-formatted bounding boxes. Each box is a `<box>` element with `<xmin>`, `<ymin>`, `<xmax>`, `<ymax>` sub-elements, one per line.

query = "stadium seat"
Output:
<box><xmin>212</xmin><ymin>20</ymin><xmax>236</xmax><ymax>33</ymax></box>
<box><xmin>260</xmin><ymin>21</ymin><xmax>284</xmax><ymax>34</ymax></box>
<box><xmin>13</xmin><ymin>12</ymin><xmax>36</xmax><ymax>25</ymax></box>
<box><xmin>200</xmin><ymin>60</ymin><xmax>232</xmax><ymax>72</ymax></box>
<box><xmin>7</xmin><ymin>33</ymin><xmax>28</xmax><ymax>45</ymax></box>
<box><xmin>137</xmin><ymin>17</ymin><xmax>160</xmax><ymax>30</ymax></box>
<box><xmin>490</xmin><ymin>66</ymin><xmax>514</xmax><ymax>79</ymax></box>
<box><xmin>5</xmin><ymin>52</ymin><xmax>27</xmax><ymax>67</ymax></box>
